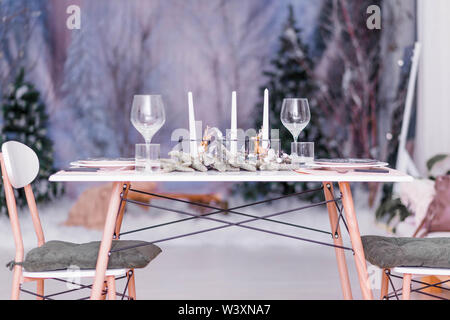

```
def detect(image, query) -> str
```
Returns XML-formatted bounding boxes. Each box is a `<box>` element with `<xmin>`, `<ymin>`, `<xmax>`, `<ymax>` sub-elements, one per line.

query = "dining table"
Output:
<box><xmin>49</xmin><ymin>167</ymin><xmax>413</xmax><ymax>300</ymax></box>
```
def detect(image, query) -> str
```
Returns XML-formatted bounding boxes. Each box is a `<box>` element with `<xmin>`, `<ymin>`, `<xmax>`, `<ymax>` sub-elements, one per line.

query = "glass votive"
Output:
<box><xmin>226</xmin><ymin>138</ymin><xmax>244</xmax><ymax>155</ymax></box>
<box><xmin>269</xmin><ymin>139</ymin><xmax>281</xmax><ymax>158</ymax></box>
<box><xmin>246</xmin><ymin>138</ymin><xmax>265</xmax><ymax>156</ymax></box>
<box><xmin>135</xmin><ymin>144</ymin><xmax>161</xmax><ymax>172</ymax></box>
<box><xmin>247</xmin><ymin>138</ymin><xmax>280</xmax><ymax>160</ymax></box>
<box><xmin>172</xmin><ymin>136</ymin><xmax>188</xmax><ymax>153</ymax></box>
<box><xmin>291</xmin><ymin>142</ymin><xmax>314</xmax><ymax>164</ymax></box>
<box><xmin>172</xmin><ymin>137</ymin><xmax>205</xmax><ymax>156</ymax></box>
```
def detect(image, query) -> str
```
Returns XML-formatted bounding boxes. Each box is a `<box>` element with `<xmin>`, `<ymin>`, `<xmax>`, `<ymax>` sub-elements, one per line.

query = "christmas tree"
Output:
<box><xmin>0</xmin><ymin>68</ymin><xmax>63</xmax><ymax>215</ymax></box>
<box><xmin>235</xmin><ymin>5</ymin><xmax>336</xmax><ymax>201</ymax></box>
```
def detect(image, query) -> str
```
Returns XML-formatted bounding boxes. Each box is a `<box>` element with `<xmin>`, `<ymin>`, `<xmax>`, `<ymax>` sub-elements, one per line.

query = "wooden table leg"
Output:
<box><xmin>323</xmin><ymin>182</ymin><xmax>353</xmax><ymax>300</ymax></box>
<box><xmin>127</xmin><ymin>269</ymin><xmax>136</xmax><ymax>300</ymax></box>
<box><xmin>380</xmin><ymin>269</ymin><xmax>390</xmax><ymax>300</ymax></box>
<box><xmin>114</xmin><ymin>183</ymin><xmax>131</xmax><ymax>239</ymax></box>
<box><xmin>90</xmin><ymin>182</ymin><xmax>123</xmax><ymax>300</ymax></box>
<box><xmin>338</xmin><ymin>182</ymin><xmax>374</xmax><ymax>300</ymax></box>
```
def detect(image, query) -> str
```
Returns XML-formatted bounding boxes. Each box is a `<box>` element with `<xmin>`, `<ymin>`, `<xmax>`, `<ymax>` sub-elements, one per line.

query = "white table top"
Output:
<box><xmin>49</xmin><ymin>168</ymin><xmax>413</xmax><ymax>183</ymax></box>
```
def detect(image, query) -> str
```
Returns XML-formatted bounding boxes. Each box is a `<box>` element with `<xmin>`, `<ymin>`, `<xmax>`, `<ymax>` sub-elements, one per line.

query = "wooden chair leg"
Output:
<box><xmin>100</xmin><ymin>281</ymin><xmax>108</xmax><ymax>300</ymax></box>
<box><xmin>402</xmin><ymin>274</ymin><xmax>412</xmax><ymax>300</ymax></box>
<box><xmin>127</xmin><ymin>269</ymin><xmax>136</xmax><ymax>300</ymax></box>
<box><xmin>106</xmin><ymin>276</ymin><xmax>116</xmax><ymax>300</ymax></box>
<box><xmin>11</xmin><ymin>266</ymin><xmax>22</xmax><ymax>300</ymax></box>
<box><xmin>380</xmin><ymin>269</ymin><xmax>389</xmax><ymax>300</ymax></box>
<box><xmin>36</xmin><ymin>279</ymin><xmax>44</xmax><ymax>300</ymax></box>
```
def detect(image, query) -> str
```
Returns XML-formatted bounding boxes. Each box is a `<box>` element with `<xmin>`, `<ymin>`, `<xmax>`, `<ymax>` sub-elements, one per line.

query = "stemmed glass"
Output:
<box><xmin>280</xmin><ymin>98</ymin><xmax>311</xmax><ymax>142</ymax></box>
<box><xmin>131</xmin><ymin>95</ymin><xmax>166</xmax><ymax>144</ymax></box>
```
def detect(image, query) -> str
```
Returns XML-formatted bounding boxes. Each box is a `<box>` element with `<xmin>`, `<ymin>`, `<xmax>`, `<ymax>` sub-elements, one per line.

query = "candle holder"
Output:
<box><xmin>172</xmin><ymin>137</ymin><xmax>202</xmax><ymax>156</ymax></box>
<box><xmin>168</xmin><ymin>135</ymin><xmax>288</xmax><ymax>173</ymax></box>
<box><xmin>247</xmin><ymin>138</ymin><xmax>280</xmax><ymax>162</ymax></box>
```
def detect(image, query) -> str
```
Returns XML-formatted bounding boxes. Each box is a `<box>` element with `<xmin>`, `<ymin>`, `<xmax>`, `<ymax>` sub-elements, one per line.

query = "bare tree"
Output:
<box><xmin>174</xmin><ymin>0</ymin><xmax>277</xmax><ymax>130</ymax></box>
<box><xmin>94</xmin><ymin>0</ymin><xmax>163</xmax><ymax>155</ymax></box>
<box><xmin>315</xmin><ymin>0</ymin><xmax>382</xmax><ymax>159</ymax></box>
<box><xmin>377</xmin><ymin>0</ymin><xmax>416</xmax><ymax>161</ymax></box>
<box><xmin>218</xmin><ymin>0</ymin><xmax>278</xmax><ymax>121</ymax></box>
<box><xmin>0</xmin><ymin>0</ymin><xmax>42</xmax><ymax>99</ymax></box>
<box><xmin>314</xmin><ymin>0</ymin><xmax>386</xmax><ymax>205</ymax></box>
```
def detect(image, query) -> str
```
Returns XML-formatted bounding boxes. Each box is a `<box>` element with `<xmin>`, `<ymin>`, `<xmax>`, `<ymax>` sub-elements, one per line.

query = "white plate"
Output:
<box><xmin>314</xmin><ymin>158</ymin><xmax>379</xmax><ymax>165</ymax></box>
<box><xmin>308</xmin><ymin>161</ymin><xmax>389</xmax><ymax>169</ymax></box>
<box><xmin>70</xmin><ymin>160</ymin><xmax>135</xmax><ymax>168</ymax></box>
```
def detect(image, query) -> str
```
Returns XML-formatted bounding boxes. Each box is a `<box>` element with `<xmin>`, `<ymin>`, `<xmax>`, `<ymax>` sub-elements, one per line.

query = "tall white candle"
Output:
<box><xmin>230</xmin><ymin>91</ymin><xmax>237</xmax><ymax>156</ymax></box>
<box><xmin>188</xmin><ymin>92</ymin><xmax>198</xmax><ymax>157</ymax></box>
<box><xmin>262</xmin><ymin>88</ymin><xmax>269</xmax><ymax>149</ymax></box>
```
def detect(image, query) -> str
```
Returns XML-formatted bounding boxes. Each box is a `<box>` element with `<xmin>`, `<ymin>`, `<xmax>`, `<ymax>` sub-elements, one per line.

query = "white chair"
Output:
<box><xmin>0</xmin><ymin>141</ymin><xmax>138</xmax><ymax>300</ymax></box>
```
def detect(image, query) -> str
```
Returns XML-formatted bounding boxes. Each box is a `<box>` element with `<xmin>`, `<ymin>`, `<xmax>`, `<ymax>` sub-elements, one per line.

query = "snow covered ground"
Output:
<box><xmin>0</xmin><ymin>188</ymin><xmax>409</xmax><ymax>300</ymax></box>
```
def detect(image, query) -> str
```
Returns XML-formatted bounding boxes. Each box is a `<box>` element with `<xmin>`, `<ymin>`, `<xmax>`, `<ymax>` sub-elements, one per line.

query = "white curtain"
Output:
<box><xmin>416</xmin><ymin>0</ymin><xmax>450</xmax><ymax>174</ymax></box>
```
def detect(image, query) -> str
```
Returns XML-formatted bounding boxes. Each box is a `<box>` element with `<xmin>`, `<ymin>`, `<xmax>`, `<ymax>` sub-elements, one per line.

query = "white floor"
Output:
<box><xmin>0</xmin><ymin>189</ymin><xmax>428</xmax><ymax>300</ymax></box>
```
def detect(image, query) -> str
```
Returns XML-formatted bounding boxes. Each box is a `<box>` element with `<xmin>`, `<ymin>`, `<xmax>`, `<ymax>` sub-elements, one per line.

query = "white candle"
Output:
<box><xmin>230</xmin><ymin>91</ymin><xmax>237</xmax><ymax>156</ymax></box>
<box><xmin>188</xmin><ymin>92</ymin><xmax>198</xmax><ymax>157</ymax></box>
<box><xmin>262</xmin><ymin>88</ymin><xmax>269</xmax><ymax>149</ymax></box>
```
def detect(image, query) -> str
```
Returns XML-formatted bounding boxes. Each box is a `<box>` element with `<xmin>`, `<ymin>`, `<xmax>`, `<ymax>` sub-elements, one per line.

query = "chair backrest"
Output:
<box><xmin>2</xmin><ymin>141</ymin><xmax>39</xmax><ymax>188</ymax></box>
<box><xmin>0</xmin><ymin>141</ymin><xmax>45</xmax><ymax>268</ymax></box>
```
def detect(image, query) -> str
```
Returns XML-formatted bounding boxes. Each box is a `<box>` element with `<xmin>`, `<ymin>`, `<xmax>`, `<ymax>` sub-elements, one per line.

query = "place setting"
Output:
<box><xmin>63</xmin><ymin>94</ymin><xmax>166</xmax><ymax>173</ymax></box>
<box><xmin>65</xmin><ymin>159</ymin><xmax>135</xmax><ymax>173</ymax></box>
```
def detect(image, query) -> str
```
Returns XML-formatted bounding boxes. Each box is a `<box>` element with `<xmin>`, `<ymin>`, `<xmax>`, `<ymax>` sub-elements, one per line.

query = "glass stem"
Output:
<box><xmin>145</xmin><ymin>140</ymin><xmax>151</xmax><ymax>170</ymax></box>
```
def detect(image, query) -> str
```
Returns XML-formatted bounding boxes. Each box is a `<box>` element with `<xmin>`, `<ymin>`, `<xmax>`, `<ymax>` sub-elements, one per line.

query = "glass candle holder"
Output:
<box><xmin>135</xmin><ymin>144</ymin><xmax>161</xmax><ymax>172</ymax></box>
<box><xmin>195</xmin><ymin>137</ymin><xmax>225</xmax><ymax>161</ymax></box>
<box><xmin>269</xmin><ymin>139</ymin><xmax>281</xmax><ymax>158</ymax></box>
<box><xmin>247</xmin><ymin>138</ymin><xmax>280</xmax><ymax>162</ymax></box>
<box><xmin>226</xmin><ymin>138</ymin><xmax>244</xmax><ymax>154</ymax></box>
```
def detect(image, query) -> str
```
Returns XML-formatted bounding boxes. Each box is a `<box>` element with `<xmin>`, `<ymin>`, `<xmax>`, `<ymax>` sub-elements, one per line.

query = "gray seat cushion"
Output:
<box><xmin>22</xmin><ymin>240</ymin><xmax>162</xmax><ymax>272</ymax></box>
<box><xmin>361</xmin><ymin>236</ymin><xmax>450</xmax><ymax>269</ymax></box>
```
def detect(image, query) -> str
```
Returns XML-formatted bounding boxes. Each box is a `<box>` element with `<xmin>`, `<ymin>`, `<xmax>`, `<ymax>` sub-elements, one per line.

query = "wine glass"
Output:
<box><xmin>131</xmin><ymin>95</ymin><xmax>166</xmax><ymax>144</ymax></box>
<box><xmin>280</xmin><ymin>98</ymin><xmax>311</xmax><ymax>142</ymax></box>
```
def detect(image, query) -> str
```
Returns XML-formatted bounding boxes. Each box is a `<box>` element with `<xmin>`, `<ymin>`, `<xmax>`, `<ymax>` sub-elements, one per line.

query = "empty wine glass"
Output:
<box><xmin>280</xmin><ymin>98</ymin><xmax>311</xmax><ymax>142</ymax></box>
<box><xmin>131</xmin><ymin>95</ymin><xmax>166</xmax><ymax>144</ymax></box>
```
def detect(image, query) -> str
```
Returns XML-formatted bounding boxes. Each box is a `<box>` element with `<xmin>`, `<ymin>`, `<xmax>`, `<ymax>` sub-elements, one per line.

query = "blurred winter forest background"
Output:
<box><xmin>0</xmin><ymin>0</ymin><xmax>418</xmax><ymax>201</ymax></box>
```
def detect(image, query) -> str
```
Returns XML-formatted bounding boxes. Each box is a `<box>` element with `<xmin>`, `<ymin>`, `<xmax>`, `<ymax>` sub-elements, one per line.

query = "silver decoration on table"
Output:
<box><xmin>157</xmin><ymin>126</ymin><xmax>298</xmax><ymax>173</ymax></box>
